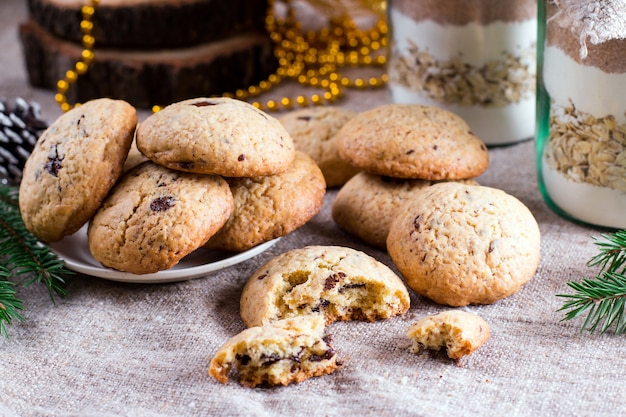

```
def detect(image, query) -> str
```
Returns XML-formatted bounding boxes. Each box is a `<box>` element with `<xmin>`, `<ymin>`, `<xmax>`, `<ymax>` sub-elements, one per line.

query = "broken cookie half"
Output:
<box><xmin>407</xmin><ymin>310</ymin><xmax>490</xmax><ymax>360</ymax></box>
<box><xmin>209</xmin><ymin>315</ymin><xmax>338</xmax><ymax>387</ymax></box>
<box><xmin>240</xmin><ymin>245</ymin><xmax>410</xmax><ymax>327</ymax></box>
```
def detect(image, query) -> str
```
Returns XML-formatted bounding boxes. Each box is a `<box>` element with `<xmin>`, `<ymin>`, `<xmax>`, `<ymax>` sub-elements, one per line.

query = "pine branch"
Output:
<box><xmin>0</xmin><ymin>184</ymin><xmax>72</xmax><ymax>338</ymax></box>
<box><xmin>558</xmin><ymin>231</ymin><xmax>626</xmax><ymax>334</ymax></box>
<box><xmin>587</xmin><ymin>230</ymin><xmax>626</xmax><ymax>275</ymax></box>
<box><xmin>0</xmin><ymin>267</ymin><xmax>25</xmax><ymax>337</ymax></box>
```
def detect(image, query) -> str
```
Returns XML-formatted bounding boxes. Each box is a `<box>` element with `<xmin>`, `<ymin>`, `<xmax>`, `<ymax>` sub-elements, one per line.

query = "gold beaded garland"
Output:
<box><xmin>56</xmin><ymin>0</ymin><xmax>387</xmax><ymax>113</ymax></box>
<box><xmin>55</xmin><ymin>0</ymin><xmax>99</xmax><ymax>112</ymax></box>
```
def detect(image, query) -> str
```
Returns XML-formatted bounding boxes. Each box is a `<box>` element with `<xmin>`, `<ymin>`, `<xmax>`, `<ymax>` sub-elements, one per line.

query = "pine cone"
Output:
<box><xmin>0</xmin><ymin>98</ymin><xmax>48</xmax><ymax>185</ymax></box>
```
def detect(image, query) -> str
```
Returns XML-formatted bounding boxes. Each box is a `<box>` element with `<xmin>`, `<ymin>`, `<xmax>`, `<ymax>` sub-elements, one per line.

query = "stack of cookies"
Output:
<box><xmin>328</xmin><ymin>103</ymin><xmax>541</xmax><ymax>308</ymax></box>
<box><xmin>331</xmin><ymin>103</ymin><xmax>489</xmax><ymax>249</ymax></box>
<box><xmin>19</xmin><ymin>0</ymin><xmax>276</xmax><ymax>108</ymax></box>
<box><xmin>19</xmin><ymin>97</ymin><xmax>326</xmax><ymax>275</ymax></box>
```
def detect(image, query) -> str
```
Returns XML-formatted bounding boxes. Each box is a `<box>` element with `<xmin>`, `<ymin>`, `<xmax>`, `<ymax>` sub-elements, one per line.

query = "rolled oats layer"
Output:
<box><xmin>390</xmin><ymin>39</ymin><xmax>535</xmax><ymax>107</ymax></box>
<box><xmin>546</xmin><ymin>102</ymin><xmax>626</xmax><ymax>192</ymax></box>
<box><xmin>391</xmin><ymin>0</ymin><xmax>537</xmax><ymax>25</ymax></box>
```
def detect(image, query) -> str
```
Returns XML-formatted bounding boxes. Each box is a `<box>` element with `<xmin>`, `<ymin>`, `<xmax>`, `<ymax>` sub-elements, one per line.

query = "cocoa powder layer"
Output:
<box><xmin>391</xmin><ymin>0</ymin><xmax>537</xmax><ymax>25</ymax></box>
<box><xmin>546</xmin><ymin>3</ymin><xmax>626</xmax><ymax>73</ymax></box>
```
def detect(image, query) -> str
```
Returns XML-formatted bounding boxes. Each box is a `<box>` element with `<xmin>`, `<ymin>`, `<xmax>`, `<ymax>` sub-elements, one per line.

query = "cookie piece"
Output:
<box><xmin>334</xmin><ymin>103</ymin><xmax>489</xmax><ymax>180</ymax></box>
<box><xmin>88</xmin><ymin>162</ymin><xmax>234</xmax><ymax>274</ymax></box>
<box><xmin>136</xmin><ymin>97</ymin><xmax>295</xmax><ymax>177</ymax></box>
<box><xmin>209</xmin><ymin>315</ymin><xmax>339</xmax><ymax>387</ymax></box>
<box><xmin>407</xmin><ymin>310</ymin><xmax>490</xmax><ymax>360</ymax></box>
<box><xmin>240</xmin><ymin>245</ymin><xmax>410</xmax><ymax>327</ymax></box>
<box><xmin>19</xmin><ymin>98</ymin><xmax>137</xmax><ymax>242</ymax></box>
<box><xmin>387</xmin><ymin>182</ymin><xmax>541</xmax><ymax>306</ymax></box>
<box><xmin>204</xmin><ymin>151</ymin><xmax>326</xmax><ymax>252</ymax></box>
<box><xmin>332</xmin><ymin>172</ymin><xmax>479</xmax><ymax>249</ymax></box>
<box><xmin>278</xmin><ymin>106</ymin><xmax>360</xmax><ymax>187</ymax></box>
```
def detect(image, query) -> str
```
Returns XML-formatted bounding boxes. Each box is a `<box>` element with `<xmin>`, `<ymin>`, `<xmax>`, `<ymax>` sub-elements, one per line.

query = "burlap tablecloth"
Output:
<box><xmin>1</xmin><ymin>1</ymin><xmax>623</xmax><ymax>416</ymax></box>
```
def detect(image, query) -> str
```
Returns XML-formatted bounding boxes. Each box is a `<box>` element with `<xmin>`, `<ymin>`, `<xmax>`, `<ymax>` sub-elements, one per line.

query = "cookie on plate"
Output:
<box><xmin>19</xmin><ymin>98</ymin><xmax>137</xmax><ymax>242</ymax></box>
<box><xmin>387</xmin><ymin>182</ymin><xmax>540</xmax><ymax>306</ymax></box>
<box><xmin>332</xmin><ymin>172</ymin><xmax>479</xmax><ymax>249</ymax></box>
<box><xmin>88</xmin><ymin>161</ymin><xmax>234</xmax><ymax>274</ymax></box>
<box><xmin>407</xmin><ymin>310</ymin><xmax>490</xmax><ymax>360</ymax></box>
<box><xmin>278</xmin><ymin>106</ymin><xmax>359</xmax><ymax>187</ymax></box>
<box><xmin>334</xmin><ymin>103</ymin><xmax>489</xmax><ymax>180</ymax></box>
<box><xmin>204</xmin><ymin>151</ymin><xmax>326</xmax><ymax>252</ymax></box>
<box><xmin>136</xmin><ymin>97</ymin><xmax>295</xmax><ymax>177</ymax></box>
<box><xmin>209</xmin><ymin>315</ymin><xmax>339</xmax><ymax>387</ymax></box>
<box><xmin>240</xmin><ymin>245</ymin><xmax>410</xmax><ymax>327</ymax></box>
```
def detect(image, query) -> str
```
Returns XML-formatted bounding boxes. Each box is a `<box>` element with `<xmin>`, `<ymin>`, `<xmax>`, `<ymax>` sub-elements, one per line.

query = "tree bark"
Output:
<box><xmin>26</xmin><ymin>0</ymin><xmax>269</xmax><ymax>49</ymax></box>
<box><xmin>19</xmin><ymin>19</ymin><xmax>278</xmax><ymax>109</ymax></box>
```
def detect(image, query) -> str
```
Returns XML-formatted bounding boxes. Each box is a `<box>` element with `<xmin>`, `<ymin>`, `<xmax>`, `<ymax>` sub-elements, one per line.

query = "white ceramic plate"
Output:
<box><xmin>47</xmin><ymin>226</ymin><xmax>279</xmax><ymax>284</ymax></box>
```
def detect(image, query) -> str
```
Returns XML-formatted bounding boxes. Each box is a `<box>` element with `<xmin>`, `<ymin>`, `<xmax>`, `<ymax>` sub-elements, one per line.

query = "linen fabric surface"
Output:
<box><xmin>1</xmin><ymin>1</ymin><xmax>622</xmax><ymax>416</ymax></box>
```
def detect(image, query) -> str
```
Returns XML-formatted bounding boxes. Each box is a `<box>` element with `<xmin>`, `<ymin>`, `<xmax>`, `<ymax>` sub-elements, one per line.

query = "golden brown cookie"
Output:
<box><xmin>332</xmin><ymin>172</ymin><xmax>479</xmax><ymax>249</ymax></box>
<box><xmin>136</xmin><ymin>97</ymin><xmax>295</xmax><ymax>177</ymax></box>
<box><xmin>278</xmin><ymin>106</ymin><xmax>360</xmax><ymax>187</ymax></box>
<box><xmin>204</xmin><ymin>151</ymin><xmax>326</xmax><ymax>252</ymax></box>
<box><xmin>240</xmin><ymin>245</ymin><xmax>410</xmax><ymax>327</ymax></box>
<box><xmin>407</xmin><ymin>310</ymin><xmax>490</xmax><ymax>360</ymax></box>
<box><xmin>19</xmin><ymin>98</ymin><xmax>137</xmax><ymax>242</ymax></box>
<box><xmin>209</xmin><ymin>315</ymin><xmax>339</xmax><ymax>387</ymax></box>
<box><xmin>334</xmin><ymin>103</ymin><xmax>489</xmax><ymax>180</ymax></box>
<box><xmin>88</xmin><ymin>161</ymin><xmax>234</xmax><ymax>274</ymax></box>
<box><xmin>387</xmin><ymin>182</ymin><xmax>540</xmax><ymax>306</ymax></box>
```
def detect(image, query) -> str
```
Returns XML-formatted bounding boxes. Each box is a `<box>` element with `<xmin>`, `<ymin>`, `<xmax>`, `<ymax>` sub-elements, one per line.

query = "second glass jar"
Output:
<box><xmin>386</xmin><ymin>0</ymin><xmax>538</xmax><ymax>145</ymax></box>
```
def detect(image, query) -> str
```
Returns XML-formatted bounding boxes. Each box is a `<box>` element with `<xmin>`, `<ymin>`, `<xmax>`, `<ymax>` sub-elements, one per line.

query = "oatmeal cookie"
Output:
<box><xmin>209</xmin><ymin>315</ymin><xmax>339</xmax><ymax>387</ymax></box>
<box><xmin>240</xmin><ymin>245</ymin><xmax>410</xmax><ymax>327</ymax></box>
<box><xmin>334</xmin><ymin>103</ymin><xmax>489</xmax><ymax>180</ymax></box>
<box><xmin>387</xmin><ymin>182</ymin><xmax>540</xmax><ymax>306</ymax></box>
<box><xmin>88</xmin><ymin>161</ymin><xmax>234</xmax><ymax>274</ymax></box>
<box><xmin>332</xmin><ymin>172</ymin><xmax>479</xmax><ymax>249</ymax></box>
<box><xmin>278</xmin><ymin>106</ymin><xmax>360</xmax><ymax>187</ymax></box>
<box><xmin>136</xmin><ymin>97</ymin><xmax>295</xmax><ymax>177</ymax></box>
<box><xmin>204</xmin><ymin>151</ymin><xmax>326</xmax><ymax>252</ymax></box>
<box><xmin>407</xmin><ymin>310</ymin><xmax>490</xmax><ymax>360</ymax></box>
<box><xmin>19</xmin><ymin>98</ymin><xmax>137</xmax><ymax>242</ymax></box>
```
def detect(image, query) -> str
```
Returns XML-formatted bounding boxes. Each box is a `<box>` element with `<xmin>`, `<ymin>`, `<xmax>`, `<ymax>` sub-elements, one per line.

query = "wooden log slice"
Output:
<box><xmin>19</xmin><ymin>19</ymin><xmax>278</xmax><ymax>109</ymax></box>
<box><xmin>27</xmin><ymin>0</ymin><xmax>269</xmax><ymax>49</ymax></box>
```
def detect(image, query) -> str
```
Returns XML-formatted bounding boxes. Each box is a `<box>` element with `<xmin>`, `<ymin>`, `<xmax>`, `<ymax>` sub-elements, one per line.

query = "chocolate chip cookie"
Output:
<box><xmin>240</xmin><ymin>245</ymin><xmax>410</xmax><ymax>327</ymax></box>
<box><xmin>387</xmin><ymin>182</ymin><xmax>541</xmax><ymax>306</ymax></box>
<box><xmin>136</xmin><ymin>97</ymin><xmax>295</xmax><ymax>177</ymax></box>
<box><xmin>19</xmin><ymin>98</ymin><xmax>137</xmax><ymax>242</ymax></box>
<box><xmin>334</xmin><ymin>103</ymin><xmax>489</xmax><ymax>180</ymax></box>
<box><xmin>209</xmin><ymin>315</ymin><xmax>339</xmax><ymax>387</ymax></box>
<box><xmin>88</xmin><ymin>161</ymin><xmax>234</xmax><ymax>274</ymax></box>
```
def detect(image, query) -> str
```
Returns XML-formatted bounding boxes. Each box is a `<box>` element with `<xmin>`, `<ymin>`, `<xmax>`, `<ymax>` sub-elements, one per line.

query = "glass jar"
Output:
<box><xmin>536</xmin><ymin>0</ymin><xmax>626</xmax><ymax>228</ymax></box>
<box><xmin>386</xmin><ymin>0</ymin><xmax>537</xmax><ymax>145</ymax></box>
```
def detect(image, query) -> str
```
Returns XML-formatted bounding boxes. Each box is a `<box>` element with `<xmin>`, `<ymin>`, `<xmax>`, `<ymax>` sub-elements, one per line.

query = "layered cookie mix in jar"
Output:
<box><xmin>536</xmin><ymin>0</ymin><xmax>626</xmax><ymax>228</ymax></box>
<box><xmin>387</xmin><ymin>0</ymin><xmax>537</xmax><ymax>145</ymax></box>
